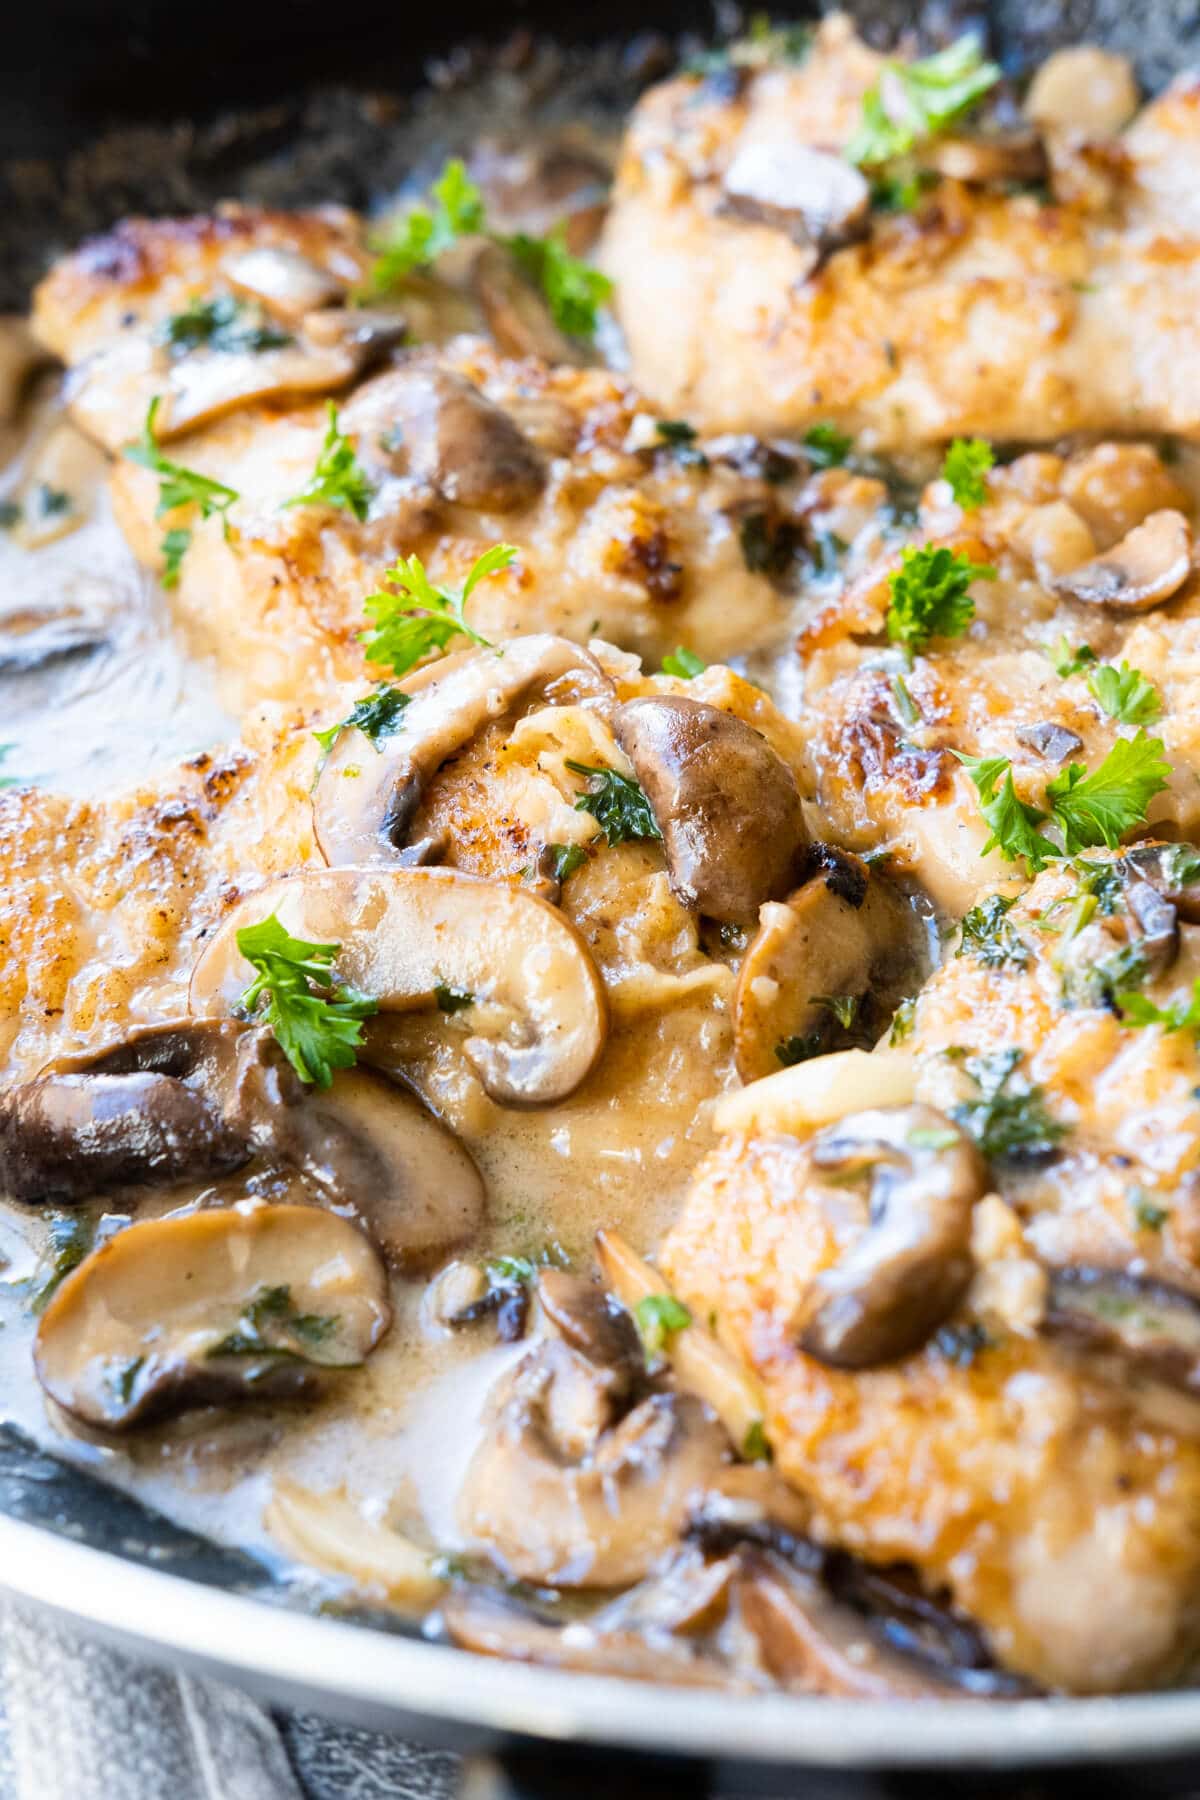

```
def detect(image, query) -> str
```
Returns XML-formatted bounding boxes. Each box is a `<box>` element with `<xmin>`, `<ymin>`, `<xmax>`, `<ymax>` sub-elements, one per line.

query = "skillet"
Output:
<box><xmin>5</xmin><ymin>1</ymin><xmax>1200</xmax><ymax>1790</ymax></box>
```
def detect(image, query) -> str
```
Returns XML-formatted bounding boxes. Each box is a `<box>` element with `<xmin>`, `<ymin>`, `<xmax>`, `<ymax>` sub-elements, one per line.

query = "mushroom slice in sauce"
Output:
<box><xmin>721</xmin><ymin>143</ymin><xmax>871</xmax><ymax>261</ymax></box>
<box><xmin>922</xmin><ymin>131</ymin><xmax>1047</xmax><ymax>186</ymax></box>
<box><xmin>1043</xmin><ymin>1266</ymin><xmax>1200</xmax><ymax>1392</ymax></box>
<box><xmin>458</xmin><ymin>1337</ymin><xmax>729</xmax><ymax>1588</ymax></box>
<box><xmin>266</xmin><ymin>1479</ymin><xmax>444</xmax><ymax>1608</ymax></box>
<box><xmin>367</xmin><ymin>366</ymin><xmax>545</xmax><ymax>510</ymax></box>
<box><xmin>612</xmin><ymin>696</ymin><xmax>809</xmax><ymax>922</ymax></box>
<box><xmin>797</xmin><ymin>1106</ymin><xmax>986</xmax><ymax>1370</ymax></box>
<box><xmin>470</xmin><ymin>241</ymin><xmax>582</xmax><ymax>365</ymax></box>
<box><xmin>189</xmin><ymin>867</ymin><xmax>608</xmax><ymax>1107</ymax></box>
<box><xmin>732</xmin><ymin>848</ymin><xmax>926</xmax><ymax>1083</ymax></box>
<box><xmin>224</xmin><ymin>247</ymin><xmax>348</xmax><ymax>322</ymax></box>
<box><xmin>1050</xmin><ymin>509</ymin><xmax>1193</xmax><ymax>612</ymax></box>
<box><xmin>0</xmin><ymin>1022</ymin><xmax>256</xmax><ymax>1204</ymax></box>
<box><xmin>34</xmin><ymin>1203</ymin><xmax>390</xmax><ymax>1431</ymax></box>
<box><xmin>313</xmin><ymin>635</ymin><xmax>614</xmax><ymax>869</ymax></box>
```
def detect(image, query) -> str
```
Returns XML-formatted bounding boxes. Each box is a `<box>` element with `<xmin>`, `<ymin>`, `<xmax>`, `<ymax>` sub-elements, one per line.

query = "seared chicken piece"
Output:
<box><xmin>663</xmin><ymin>849</ymin><xmax>1200</xmax><ymax>1692</ymax></box>
<box><xmin>602</xmin><ymin>14</ymin><xmax>1200</xmax><ymax>446</ymax></box>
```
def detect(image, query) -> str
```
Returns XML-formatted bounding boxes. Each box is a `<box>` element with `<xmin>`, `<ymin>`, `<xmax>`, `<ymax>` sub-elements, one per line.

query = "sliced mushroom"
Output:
<box><xmin>612</xmin><ymin>697</ymin><xmax>809</xmax><ymax>922</ymax></box>
<box><xmin>797</xmin><ymin>1106</ymin><xmax>985</xmax><ymax>1369</ymax></box>
<box><xmin>923</xmin><ymin>131</ymin><xmax>1047</xmax><ymax>186</ymax></box>
<box><xmin>458</xmin><ymin>1337</ymin><xmax>729</xmax><ymax>1587</ymax></box>
<box><xmin>1057</xmin><ymin>846</ymin><xmax>1197</xmax><ymax>1002</ymax></box>
<box><xmin>314</xmin><ymin>635</ymin><xmax>613</xmax><ymax>868</ymax></box>
<box><xmin>712</xmin><ymin>1047</ymin><xmax>917</xmax><ymax>1138</ymax></box>
<box><xmin>537</xmin><ymin>1267</ymin><xmax>643</xmax><ymax>1393</ymax></box>
<box><xmin>470</xmin><ymin>241</ymin><xmax>582</xmax><ymax>365</ymax></box>
<box><xmin>1120</xmin><ymin>843</ymin><xmax>1200</xmax><ymax>924</ymax></box>
<box><xmin>1015</xmin><ymin>721</ymin><xmax>1084</xmax><ymax>765</ymax></box>
<box><xmin>224</xmin><ymin>247</ymin><xmax>347</xmax><ymax>323</ymax></box>
<box><xmin>1050</xmin><ymin>509</ymin><xmax>1192</xmax><ymax>612</ymax></box>
<box><xmin>0</xmin><ymin>316</ymin><xmax>49</xmax><ymax>426</ymax></box>
<box><xmin>266</xmin><ymin>1479</ymin><xmax>443</xmax><ymax>1608</ymax></box>
<box><xmin>35</xmin><ymin>1202</ymin><xmax>390</xmax><ymax>1430</ymax></box>
<box><xmin>1044</xmin><ymin>1266</ymin><xmax>1200</xmax><ymax>1393</ymax></box>
<box><xmin>1024</xmin><ymin>46</ymin><xmax>1139</xmax><ymax>135</ymax></box>
<box><xmin>365</xmin><ymin>366</ymin><xmax>544</xmax><ymax>511</ymax></box>
<box><xmin>0</xmin><ymin>1022</ymin><xmax>256</xmax><ymax>1204</ymax></box>
<box><xmin>189</xmin><ymin>867</ymin><xmax>608</xmax><ymax>1108</ymax></box>
<box><xmin>732</xmin><ymin>849</ymin><xmax>926</xmax><ymax>1083</ymax></box>
<box><xmin>721</xmin><ymin>142</ymin><xmax>870</xmax><ymax>260</ymax></box>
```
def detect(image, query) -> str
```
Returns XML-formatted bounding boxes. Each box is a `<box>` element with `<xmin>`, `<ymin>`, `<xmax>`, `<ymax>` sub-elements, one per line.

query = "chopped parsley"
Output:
<box><xmin>941</xmin><ymin>437</ymin><xmax>994</xmax><ymax>510</ymax></box>
<box><xmin>949</xmin><ymin>1047</ymin><xmax>1067</xmax><ymax>1164</ymax></box>
<box><xmin>547</xmin><ymin>842</ymin><xmax>588</xmax><ymax>883</ymax></box>
<box><xmin>655</xmin><ymin>420</ymin><xmax>709</xmax><ymax>470</ymax></box>
<box><xmin>566</xmin><ymin>761</ymin><xmax>662</xmax><ymax>847</ymax></box>
<box><xmin>1087</xmin><ymin>661</ymin><xmax>1163</xmax><ymax>727</ymax></box>
<box><xmin>27</xmin><ymin>1212</ymin><xmax>94</xmax><ymax>1314</ymax></box>
<box><xmin>1046</xmin><ymin>637</ymin><xmax>1098</xmax><ymax>679</ymax></box>
<box><xmin>160</xmin><ymin>293</ymin><xmax>292</xmax><ymax>356</ymax></box>
<box><xmin>814</xmin><ymin>993</ymin><xmax>860</xmax><ymax>1029</ymax></box>
<box><xmin>360</xmin><ymin>543</ymin><xmax>515</xmax><ymax>677</ymax></box>
<box><xmin>888</xmin><ymin>997</ymin><xmax>917</xmax><ymax>1045</ymax></box>
<box><xmin>434</xmin><ymin>984</ymin><xmax>474</xmax><ymax>1013</ymax></box>
<box><xmin>957</xmin><ymin>894</ymin><xmax>1030</xmax><ymax>969</ymax></box>
<box><xmin>507</xmin><ymin>227</ymin><xmax>614</xmax><ymax>341</ymax></box>
<box><xmin>1133</xmin><ymin>1193</ymin><xmax>1168</xmax><ymax>1232</ymax></box>
<box><xmin>885</xmin><ymin>544</ymin><xmax>996</xmax><ymax>660</ymax></box>
<box><xmin>0</xmin><ymin>499</ymin><xmax>19</xmax><ymax>530</ymax></box>
<box><xmin>956</xmin><ymin>752</ymin><xmax>1055</xmax><ymax>873</ymax></box>
<box><xmin>207</xmin><ymin>1283</ymin><xmax>339</xmax><ymax>1361</ymax></box>
<box><xmin>742</xmin><ymin>1419</ymin><xmax>772</xmax><ymax>1463</ymax></box>
<box><xmin>285</xmin><ymin>402</ymin><xmax>374</xmax><ymax>521</ymax></box>
<box><xmin>313</xmin><ymin>684</ymin><xmax>411</xmax><ymax>762</ymax></box>
<box><xmin>236</xmin><ymin>913</ymin><xmax>377</xmax><ymax>1089</ymax></box>
<box><xmin>123</xmin><ymin>397</ymin><xmax>239</xmax><ymax>586</ymax></box>
<box><xmin>633</xmin><ymin>1293</ymin><xmax>692</xmax><ymax>1358</ymax></box>
<box><xmin>1117</xmin><ymin>977</ymin><xmax>1200</xmax><ymax>1037</ymax></box>
<box><xmin>891</xmin><ymin>672</ymin><xmax>919</xmax><ymax>726</ymax></box>
<box><xmin>803</xmin><ymin>421</ymin><xmax>853</xmax><ymax>468</ymax></box>
<box><xmin>660</xmin><ymin>646</ymin><xmax>707</xmax><ymax>678</ymax></box>
<box><xmin>777</xmin><ymin>1032</ymin><xmax>824</xmax><ymax>1065</ymax></box>
<box><xmin>846</xmin><ymin>34</ymin><xmax>1001</xmax><ymax>168</ymax></box>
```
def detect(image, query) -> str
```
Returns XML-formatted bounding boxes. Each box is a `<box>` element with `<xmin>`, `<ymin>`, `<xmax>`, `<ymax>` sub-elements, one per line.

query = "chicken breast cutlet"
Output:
<box><xmin>662</xmin><ymin>848</ymin><xmax>1200</xmax><ymax>1692</ymax></box>
<box><xmin>602</xmin><ymin>14</ymin><xmax>1200</xmax><ymax>446</ymax></box>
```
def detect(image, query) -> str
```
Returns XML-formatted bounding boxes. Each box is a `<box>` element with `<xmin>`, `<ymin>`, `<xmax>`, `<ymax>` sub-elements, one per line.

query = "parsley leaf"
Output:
<box><xmin>888</xmin><ymin>997</ymin><xmax>917</xmax><ymax>1045</ymax></box>
<box><xmin>941</xmin><ymin>437</ymin><xmax>994</xmax><ymax>510</ymax></box>
<box><xmin>1045</xmin><ymin>637</ymin><xmax>1098</xmax><ymax>679</ymax></box>
<box><xmin>655</xmin><ymin>419</ymin><xmax>709</xmax><ymax>469</ymax></box>
<box><xmin>285</xmin><ymin>402</ymin><xmax>373</xmax><ymax>521</ymax></box>
<box><xmin>566</xmin><ymin>761</ymin><xmax>662</xmax><ymax>846</ymax></box>
<box><xmin>1045</xmin><ymin>732</ymin><xmax>1171</xmax><ymax>854</ymax></box>
<box><xmin>633</xmin><ymin>1293</ymin><xmax>691</xmax><ymax>1358</ymax></box>
<box><xmin>547</xmin><ymin>842</ymin><xmax>588</xmax><ymax>883</ymax></box>
<box><xmin>313</xmin><ymin>684</ymin><xmax>410</xmax><ymax>762</ymax></box>
<box><xmin>776</xmin><ymin>1033</ymin><xmax>825</xmax><ymax>1065</ymax></box>
<box><xmin>27</xmin><ymin>1212</ymin><xmax>94</xmax><ymax>1315</ymax></box>
<box><xmin>1087</xmin><ymin>661</ymin><xmax>1163</xmax><ymax>726</ymax></box>
<box><xmin>434</xmin><ymin>984</ymin><xmax>474</xmax><ymax>1013</ymax></box>
<box><xmin>507</xmin><ymin>227</ymin><xmax>614</xmax><ymax>342</ymax></box>
<box><xmin>123</xmin><ymin>397</ymin><xmax>239</xmax><ymax>582</ymax></box>
<box><xmin>368</xmin><ymin>158</ymin><xmax>486</xmax><ymax>292</ymax></box>
<box><xmin>1117</xmin><ymin>978</ymin><xmax>1200</xmax><ymax>1036</ymax></box>
<box><xmin>957</xmin><ymin>893</ymin><xmax>1030</xmax><ymax>968</ymax></box>
<box><xmin>742</xmin><ymin>1418</ymin><xmax>772</xmax><ymax>1462</ymax></box>
<box><xmin>950</xmin><ymin>1047</ymin><xmax>1067</xmax><ymax>1164</ymax></box>
<box><xmin>236</xmin><ymin>913</ymin><xmax>377</xmax><ymax>1089</ymax></box>
<box><xmin>885</xmin><ymin>544</ymin><xmax>995</xmax><ymax>660</ymax></box>
<box><xmin>846</xmin><ymin>35</ymin><xmax>1001</xmax><ymax>167</ymax></box>
<box><xmin>955</xmin><ymin>752</ymin><xmax>1056</xmax><ymax>873</ymax></box>
<box><xmin>660</xmin><ymin>646</ymin><xmax>707</xmax><ymax>678</ymax></box>
<box><xmin>360</xmin><ymin>543</ymin><xmax>515</xmax><ymax>677</ymax></box>
<box><xmin>161</xmin><ymin>294</ymin><xmax>292</xmax><ymax>356</ymax></box>
<box><xmin>814</xmin><ymin>993</ymin><xmax>860</xmax><ymax>1029</ymax></box>
<box><xmin>803</xmin><ymin>421</ymin><xmax>853</xmax><ymax>468</ymax></box>
<box><xmin>207</xmin><ymin>1283</ymin><xmax>339</xmax><ymax>1362</ymax></box>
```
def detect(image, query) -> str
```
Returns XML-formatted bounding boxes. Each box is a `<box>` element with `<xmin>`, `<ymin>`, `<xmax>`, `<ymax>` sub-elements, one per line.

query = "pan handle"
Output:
<box><xmin>461</xmin><ymin>1747</ymin><xmax>711</xmax><ymax>1800</ymax></box>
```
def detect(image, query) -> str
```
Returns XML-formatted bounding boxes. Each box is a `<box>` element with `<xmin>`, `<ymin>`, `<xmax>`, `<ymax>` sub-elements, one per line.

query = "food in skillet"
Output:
<box><xmin>6</xmin><ymin>9</ymin><xmax>1200</xmax><ymax>1701</ymax></box>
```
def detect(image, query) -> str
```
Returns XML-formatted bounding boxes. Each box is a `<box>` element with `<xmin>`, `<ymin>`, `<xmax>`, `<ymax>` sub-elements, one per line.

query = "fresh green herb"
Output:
<box><xmin>870</xmin><ymin>168</ymin><xmax>938</xmax><ymax>212</ymax></box>
<box><xmin>777</xmin><ymin>1032</ymin><xmax>825</xmax><ymax>1065</ymax></box>
<box><xmin>505</xmin><ymin>226</ymin><xmax>613</xmax><ymax>342</ymax></box>
<box><xmin>743</xmin><ymin>13</ymin><xmax>813</xmax><ymax>62</ymax></box>
<box><xmin>1045</xmin><ymin>732</ymin><xmax>1171</xmax><ymax>854</ymax></box>
<box><xmin>908</xmin><ymin>1124</ymin><xmax>962</xmax><ymax>1150</ymax></box>
<box><xmin>1087</xmin><ymin>661</ymin><xmax>1163</xmax><ymax>726</ymax></box>
<box><xmin>742</xmin><ymin>1419</ymin><xmax>772</xmax><ymax>1462</ymax></box>
<box><xmin>653</xmin><ymin>419</ymin><xmax>709</xmax><ymax>470</ymax></box>
<box><xmin>313</xmin><ymin>684</ymin><xmax>411</xmax><ymax>761</ymax></box>
<box><xmin>285</xmin><ymin>402</ymin><xmax>373</xmax><ymax>521</ymax></box>
<box><xmin>160</xmin><ymin>293</ymin><xmax>292</xmax><ymax>356</ymax></box>
<box><xmin>27</xmin><ymin>1213</ymin><xmax>94</xmax><ymax>1314</ymax></box>
<box><xmin>434</xmin><ymin>984</ymin><xmax>474</xmax><ymax>1013</ymax></box>
<box><xmin>846</xmin><ymin>34</ymin><xmax>1001</xmax><ymax>167</ymax></box>
<box><xmin>367</xmin><ymin>158</ymin><xmax>486</xmax><ymax>292</ymax></box>
<box><xmin>1046</xmin><ymin>637</ymin><xmax>1098</xmax><ymax>679</ymax></box>
<box><xmin>891</xmin><ymin>673</ymin><xmax>919</xmax><ymax>726</ymax></box>
<box><xmin>109</xmin><ymin>1356</ymin><xmax>146</xmax><ymax>1406</ymax></box>
<box><xmin>1133</xmin><ymin>1192</ymin><xmax>1168</xmax><ymax>1232</ymax></box>
<box><xmin>885</xmin><ymin>543</ymin><xmax>995</xmax><ymax>660</ymax></box>
<box><xmin>955</xmin><ymin>752</ymin><xmax>1055</xmax><ymax>873</ymax></box>
<box><xmin>34</xmin><ymin>484</ymin><xmax>72</xmax><ymax>518</ymax></box>
<box><xmin>1062</xmin><ymin>938</ymin><xmax>1147</xmax><ymax>1012</ymax></box>
<box><xmin>208</xmin><ymin>1283</ymin><xmax>339</xmax><ymax>1361</ymax></box>
<box><xmin>1070</xmin><ymin>856</ymin><xmax>1125</xmax><ymax>914</ymax></box>
<box><xmin>803</xmin><ymin>421</ymin><xmax>853</xmax><ymax>468</ymax></box>
<box><xmin>941</xmin><ymin>437</ymin><xmax>994</xmax><ymax>510</ymax></box>
<box><xmin>547</xmin><ymin>842</ymin><xmax>588</xmax><ymax>883</ymax></box>
<box><xmin>661</xmin><ymin>645</ymin><xmax>707</xmax><ymax>678</ymax></box>
<box><xmin>236</xmin><ymin>913</ymin><xmax>377</xmax><ymax>1088</ymax></box>
<box><xmin>360</xmin><ymin>543</ymin><xmax>515</xmax><ymax>677</ymax></box>
<box><xmin>1117</xmin><ymin>977</ymin><xmax>1200</xmax><ymax>1037</ymax></box>
<box><xmin>889</xmin><ymin>997</ymin><xmax>917</xmax><ymax>1045</ymax></box>
<box><xmin>124</xmin><ymin>397</ymin><xmax>239</xmax><ymax>582</ymax></box>
<box><xmin>0</xmin><ymin>499</ymin><xmax>19</xmax><ymax>530</ymax></box>
<box><xmin>814</xmin><ymin>993</ymin><xmax>860</xmax><ymax>1030</ymax></box>
<box><xmin>566</xmin><ymin>761</ymin><xmax>662</xmax><ymax>846</ymax></box>
<box><xmin>949</xmin><ymin>1047</ymin><xmax>1068</xmax><ymax>1164</ymax></box>
<box><xmin>957</xmin><ymin>893</ymin><xmax>1030</xmax><ymax>969</ymax></box>
<box><xmin>633</xmin><ymin>1293</ymin><xmax>692</xmax><ymax>1358</ymax></box>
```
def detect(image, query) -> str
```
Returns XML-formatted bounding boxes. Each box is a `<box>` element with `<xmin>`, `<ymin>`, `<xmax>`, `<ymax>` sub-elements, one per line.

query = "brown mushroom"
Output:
<box><xmin>732</xmin><ymin>848</ymin><xmax>927</xmax><ymax>1083</ymax></box>
<box><xmin>190</xmin><ymin>867</ymin><xmax>608</xmax><ymax>1108</ymax></box>
<box><xmin>0</xmin><ymin>316</ymin><xmax>49</xmax><ymax>426</ymax></box>
<box><xmin>470</xmin><ymin>241</ymin><xmax>583</xmax><ymax>365</ymax></box>
<box><xmin>796</xmin><ymin>1105</ymin><xmax>986</xmax><ymax>1369</ymax></box>
<box><xmin>313</xmin><ymin>635</ymin><xmax>613</xmax><ymax>869</ymax></box>
<box><xmin>923</xmin><ymin>131</ymin><xmax>1047</xmax><ymax>186</ymax></box>
<box><xmin>1056</xmin><ymin>845</ymin><xmax>1200</xmax><ymax>1004</ymax></box>
<box><xmin>34</xmin><ymin>1202</ymin><xmax>390</xmax><ymax>1430</ymax></box>
<box><xmin>1043</xmin><ymin>1266</ymin><xmax>1200</xmax><ymax>1393</ymax></box>
<box><xmin>721</xmin><ymin>142</ymin><xmax>870</xmax><ymax>261</ymax></box>
<box><xmin>1050</xmin><ymin>509</ymin><xmax>1193</xmax><ymax>612</ymax></box>
<box><xmin>1119</xmin><ymin>843</ymin><xmax>1200</xmax><ymax>924</ymax></box>
<box><xmin>458</xmin><ymin>1338</ymin><xmax>729</xmax><ymax>1587</ymax></box>
<box><xmin>1024</xmin><ymin>46</ymin><xmax>1139</xmax><ymax>135</ymax></box>
<box><xmin>537</xmin><ymin>1267</ymin><xmax>643</xmax><ymax>1393</ymax></box>
<box><xmin>1015</xmin><ymin>721</ymin><xmax>1084</xmax><ymax>765</ymax></box>
<box><xmin>612</xmin><ymin>696</ymin><xmax>809</xmax><ymax>922</ymax></box>
<box><xmin>224</xmin><ymin>247</ymin><xmax>347</xmax><ymax>323</ymax></box>
<box><xmin>365</xmin><ymin>366</ymin><xmax>545</xmax><ymax>511</ymax></box>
